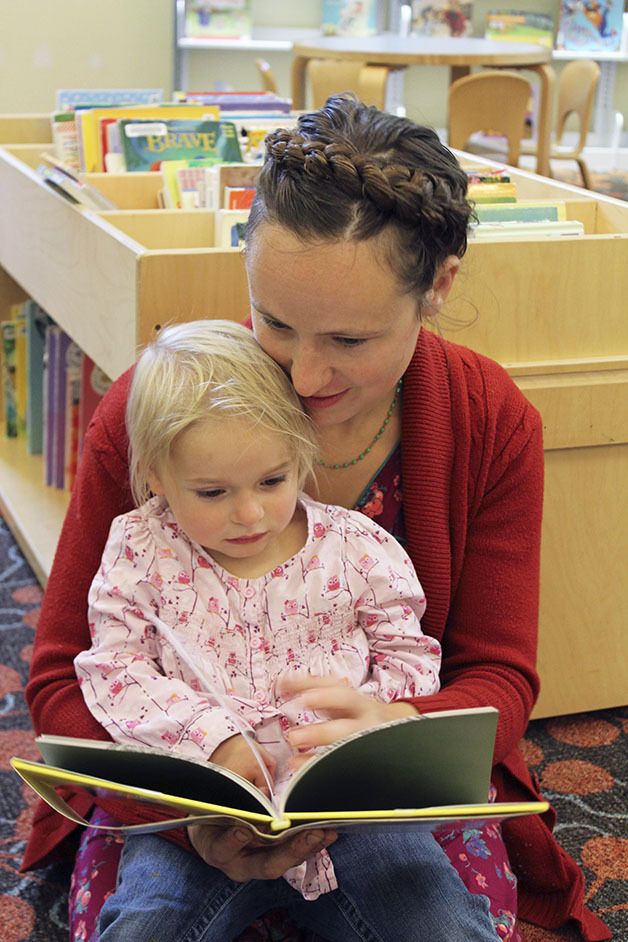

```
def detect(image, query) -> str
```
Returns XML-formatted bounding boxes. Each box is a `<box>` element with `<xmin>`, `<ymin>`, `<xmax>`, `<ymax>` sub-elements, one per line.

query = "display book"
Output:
<box><xmin>11</xmin><ymin>706</ymin><xmax>548</xmax><ymax>841</ymax></box>
<box><xmin>410</xmin><ymin>0</ymin><xmax>473</xmax><ymax>38</ymax></box>
<box><xmin>321</xmin><ymin>1</ymin><xmax>385</xmax><ymax>36</ymax></box>
<box><xmin>556</xmin><ymin>0</ymin><xmax>624</xmax><ymax>51</ymax></box>
<box><xmin>485</xmin><ymin>9</ymin><xmax>554</xmax><ymax>48</ymax></box>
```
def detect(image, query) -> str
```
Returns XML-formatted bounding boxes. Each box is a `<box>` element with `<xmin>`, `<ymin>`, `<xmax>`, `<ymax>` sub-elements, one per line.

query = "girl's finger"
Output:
<box><xmin>287</xmin><ymin>717</ymin><xmax>361</xmax><ymax>749</ymax></box>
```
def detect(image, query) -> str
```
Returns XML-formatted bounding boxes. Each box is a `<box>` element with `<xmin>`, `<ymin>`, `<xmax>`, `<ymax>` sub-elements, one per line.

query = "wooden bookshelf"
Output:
<box><xmin>0</xmin><ymin>118</ymin><xmax>626</xmax><ymax>719</ymax></box>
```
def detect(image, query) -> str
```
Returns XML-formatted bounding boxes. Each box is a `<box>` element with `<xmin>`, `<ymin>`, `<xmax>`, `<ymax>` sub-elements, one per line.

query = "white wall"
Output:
<box><xmin>0</xmin><ymin>0</ymin><xmax>625</xmax><ymax>142</ymax></box>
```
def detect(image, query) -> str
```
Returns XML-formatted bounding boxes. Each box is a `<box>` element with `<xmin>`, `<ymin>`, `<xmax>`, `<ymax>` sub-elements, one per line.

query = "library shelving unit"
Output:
<box><xmin>0</xmin><ymin>115</ymin><xmax>626</xmax><ymax>720</ymax></box>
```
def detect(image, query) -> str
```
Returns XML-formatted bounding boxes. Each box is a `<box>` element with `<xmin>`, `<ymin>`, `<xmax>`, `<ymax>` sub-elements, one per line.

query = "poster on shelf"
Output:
<box><xmin>556</xmin><ymin>0</ymin><xmax>624</xmax><ymax>52</ymax></box>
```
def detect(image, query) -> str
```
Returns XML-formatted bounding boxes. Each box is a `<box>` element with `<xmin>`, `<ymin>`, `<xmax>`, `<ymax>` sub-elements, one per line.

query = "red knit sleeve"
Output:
<box><xmin>26</xmin><ymin>369</ymin><xmax>134</xmax><ymax>739</ymax></box>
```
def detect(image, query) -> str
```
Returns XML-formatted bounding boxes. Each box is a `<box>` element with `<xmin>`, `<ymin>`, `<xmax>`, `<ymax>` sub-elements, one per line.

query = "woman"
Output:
<box><xmin>24</xmin><ymin>96</ymin><xmax>609</xmax><ymax>941</ymax></box>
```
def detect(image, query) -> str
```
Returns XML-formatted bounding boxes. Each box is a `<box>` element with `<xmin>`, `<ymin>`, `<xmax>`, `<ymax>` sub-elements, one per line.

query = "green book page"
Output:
<box><xmin>283</xmin><ymin>709</ymin><xmax>498</xmax><ymax>814</ymax></box>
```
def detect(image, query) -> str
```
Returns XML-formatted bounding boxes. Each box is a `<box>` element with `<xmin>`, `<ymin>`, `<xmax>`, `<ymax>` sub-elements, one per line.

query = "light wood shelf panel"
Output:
<box><xmin>1</xmin><ymin>122</ymin><xmax>627</xmax><ymax>719</ymax></box>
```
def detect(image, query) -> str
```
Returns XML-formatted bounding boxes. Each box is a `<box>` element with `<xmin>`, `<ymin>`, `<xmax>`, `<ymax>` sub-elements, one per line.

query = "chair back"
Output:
<box><xmin>306</xmin><ymin>58</ymin><xmax>390</xmax><ymax>109</ymax></box>
<box><xmin>555</xmin><ymin>59</ymin><xmax>600</xmax><ymax>153</ymax></box>
<box><xmin>447</xmin><ymin>70</ymin><xmax>532</xmax><ymax>166</ymax></box>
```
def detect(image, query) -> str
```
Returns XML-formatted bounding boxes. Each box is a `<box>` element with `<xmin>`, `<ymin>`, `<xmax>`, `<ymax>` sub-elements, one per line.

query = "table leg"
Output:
<box><xmin>291</xmin><ymin>56</ymin><xmax>308</xmax><ymax>111</ymax></box>
<box><xmin>529</xmin><ymin>63</ymin><xmax>555</xmax><ymax>177</ymax></box>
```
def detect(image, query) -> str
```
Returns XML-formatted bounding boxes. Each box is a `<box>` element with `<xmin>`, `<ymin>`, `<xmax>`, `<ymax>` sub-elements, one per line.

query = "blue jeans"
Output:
<box><xmin>99</xmin><ymin>829</ymin><xmax>498</xmax><ymax>942</ymax></box>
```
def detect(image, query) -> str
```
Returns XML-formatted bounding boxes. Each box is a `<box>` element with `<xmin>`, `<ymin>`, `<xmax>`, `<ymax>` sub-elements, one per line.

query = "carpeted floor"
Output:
<box><xmin>1</xmin><ymin>513</ymin><xmax>626</xmax><ymax>942</ymax></box>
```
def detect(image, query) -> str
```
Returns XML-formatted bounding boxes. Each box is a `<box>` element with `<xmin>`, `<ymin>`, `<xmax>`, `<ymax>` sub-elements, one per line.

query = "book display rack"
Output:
<box><xmin>0</xmin><ymin>114</ymin><xmax>626</xmax><ymax>719</ymax></box>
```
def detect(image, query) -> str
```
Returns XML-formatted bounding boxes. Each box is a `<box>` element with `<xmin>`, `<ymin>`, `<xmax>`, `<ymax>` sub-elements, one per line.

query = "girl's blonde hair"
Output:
<box><xmin>127</xmin><ymin>320</ymin><xmax>317</xmax><ymax>506</ymax></box>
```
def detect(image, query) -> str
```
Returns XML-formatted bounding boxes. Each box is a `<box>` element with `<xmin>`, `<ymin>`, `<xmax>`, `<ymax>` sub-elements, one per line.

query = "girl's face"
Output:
<box><xmin>147</xmin><ymin>416</ymin><xmax>301</xmax><ymax>571</ymax></box>
<box><xmin>246</xmin><ymin>225</ymin><xmax>423</xmax><ymax>430</ymax></box>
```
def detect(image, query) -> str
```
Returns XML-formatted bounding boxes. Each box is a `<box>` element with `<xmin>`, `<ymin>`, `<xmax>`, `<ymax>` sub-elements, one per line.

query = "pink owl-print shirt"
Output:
<box><xmin>75</xmin><ymin>493</ymin><xmax>441</xmax><ymax>899</ymax></box>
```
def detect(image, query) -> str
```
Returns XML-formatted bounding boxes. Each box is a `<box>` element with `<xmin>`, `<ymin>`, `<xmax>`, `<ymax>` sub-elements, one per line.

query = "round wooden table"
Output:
<box><xmin>291</xmin><ymin>34</ymin><xmax>554</xmax><ymax>176</ymax></box>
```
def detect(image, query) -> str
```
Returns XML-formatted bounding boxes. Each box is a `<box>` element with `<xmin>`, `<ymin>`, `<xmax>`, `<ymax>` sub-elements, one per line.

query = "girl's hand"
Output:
<box><xmin>280</xmin><ymin>675</ymin><xmax>418</xmax><ymax>753</ymax></box>
<box><xmin>211</xmin><ymin>734</ymin><xmax>276</xmax><ymax>795</ymax></box>
<box><xmin>187</xmin><ymin>824</ymin><xmax>337</xmax><ymax>882</ymax></box>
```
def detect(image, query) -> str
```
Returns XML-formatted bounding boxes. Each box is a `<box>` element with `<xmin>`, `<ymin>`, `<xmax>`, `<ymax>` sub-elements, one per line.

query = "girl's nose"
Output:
<box><xmin>232</xmin><ymin>495</ymin><xmax>264</xmax><ymax>526</ymax></box>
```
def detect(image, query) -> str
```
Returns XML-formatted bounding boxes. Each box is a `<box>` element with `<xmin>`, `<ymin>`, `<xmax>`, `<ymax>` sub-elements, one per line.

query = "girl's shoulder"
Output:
<box><xmin>299</xmin><ymin>493</ymin><xmax>397</xmax><ymax>549</ymax></box>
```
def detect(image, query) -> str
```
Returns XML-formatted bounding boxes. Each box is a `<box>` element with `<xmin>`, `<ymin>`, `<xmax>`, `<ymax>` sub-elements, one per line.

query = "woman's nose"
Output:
<box><xmin>289</xmin><ymin>347</ymin><xmax>333</xmax><ymax>398</ymax></box>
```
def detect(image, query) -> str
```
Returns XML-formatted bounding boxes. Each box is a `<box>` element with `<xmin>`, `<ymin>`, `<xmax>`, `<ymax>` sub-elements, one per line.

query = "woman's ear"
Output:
<box><xmin>430</xmin><ymin>255</ymin><xmax>461</xmax><ymax>311</ymax></box>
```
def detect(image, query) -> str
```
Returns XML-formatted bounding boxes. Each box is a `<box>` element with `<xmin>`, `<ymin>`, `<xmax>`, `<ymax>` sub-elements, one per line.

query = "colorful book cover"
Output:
<box><xmin>184</xmin><ymin>1</ymin><xmax>252</xmax><ymax>39</ymax></box>
<box><xmin>51</xmin><ymin>112</ymin><xmax>81</xmax><ymax>172</ymax></box>
<box><xmin>119</xmin><ymin>119</ymin><xmax>242</xmax><ymax>172</ymax></box>
<box><xmin>44</xmin><ymin>327</ymin><xmax>72</xmax><ymax>489</ymax></box>
<box><xmin>174</xmin><ymin>91</ymin><xmax>293</xmax><ymax>113</ymax></box>
<box><xmin>556</xmin><ymin>0</ymin><xmax>623</xmax><ymax>51</ymax></box>
<box><xmin>13</xmin><ymin>304</ymin><xmax>28</xmax><ymax>439</ymax></box>
<box><xmin>224</xmin><ymin>186</ymin><xmax>256</xmax><ymax>209</ymax></box>
<box><xmin>321</xmin><ymin>0</ymin><xmax>384</xmax><ymax>36</ymax></box>
<box><xmin>1</xmin><ymin>321</ymin><xmax>18</xmax><ymax>438</ymax></box>
<box><xmin>64</xmin><ymin>342</ymin><xmax>83</xmax><ymax>491</ymax></box>
<box><xmin>25</xmin><ymin>302</ymin><xmax>52</xmax><ymax>455</ymax></box>
<box><xmin>77</xmin><ymin>356</ymin><xmax>112</xmax><ymax>458</ymax></box>
<box><xmin>411</xmin><ymin>0</ymin><xmax>473</xmax><ymax>37</ymax></box>
<box><xmin>485</xmin><ymin>10</ymin><xmax>554</xmax><ymax>48</ymax></box>
<box><xmin>56</xmin><ymin>89</ymin><xmax>164</xmax><ymax>111</ymax></box>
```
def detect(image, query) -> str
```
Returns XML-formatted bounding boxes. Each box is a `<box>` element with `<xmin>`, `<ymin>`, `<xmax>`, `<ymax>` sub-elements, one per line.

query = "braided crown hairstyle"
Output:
<box><xmin>246</xmin><ymin>94</ymin><xmax>473</xmax><ymax>305</ymax></box>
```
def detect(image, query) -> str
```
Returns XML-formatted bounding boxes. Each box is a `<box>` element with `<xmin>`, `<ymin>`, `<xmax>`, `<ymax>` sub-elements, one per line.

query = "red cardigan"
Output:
<box><xmin>23</xmin><ymin>329</ymin><xmax>610</xmax><ymax>940</ymax></box>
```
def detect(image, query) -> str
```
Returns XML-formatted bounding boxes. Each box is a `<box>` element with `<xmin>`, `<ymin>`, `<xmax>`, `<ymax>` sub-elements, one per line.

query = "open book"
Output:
<box><xmin>11</xmin><ymin>707</ymin><xmax>548</xmax><ymax>841</ymax></box>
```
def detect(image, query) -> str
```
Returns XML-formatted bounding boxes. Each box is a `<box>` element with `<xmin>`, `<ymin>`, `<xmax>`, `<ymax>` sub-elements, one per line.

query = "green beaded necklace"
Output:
<box><xmin>315</xmin><ymin>381</ymin><xmax>402</xmax><ymax>470</ymax></box>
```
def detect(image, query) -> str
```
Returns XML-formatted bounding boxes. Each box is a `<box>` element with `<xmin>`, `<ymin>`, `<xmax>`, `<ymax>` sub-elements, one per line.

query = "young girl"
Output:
<box><xmin>74</xmin><ymin>319</ymin><xmax>496</xmax><ymax>942</ymax></box>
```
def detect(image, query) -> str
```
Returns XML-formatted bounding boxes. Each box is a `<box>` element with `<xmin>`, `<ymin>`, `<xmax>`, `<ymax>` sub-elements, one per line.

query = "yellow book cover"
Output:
<box><xmin>77</xmin><ymin>104</ymin><xmax>221</xmax><ymax>172</ymax></box>
<box><xmin>11</xmin><ymin>708</ymin><xmax>549</xmax><ymax>840</ymax></box>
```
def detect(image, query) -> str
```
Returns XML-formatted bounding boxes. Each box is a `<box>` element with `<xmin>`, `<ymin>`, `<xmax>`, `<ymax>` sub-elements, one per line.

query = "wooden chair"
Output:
<box><xmin>254</xmin><ymin>58</ymin><xmax>279</xmax><ymax>95</ymax></box>
<box><xmin>521</xmin><ymin>59</ymin><xmax>601</xmax><ymax>190</ymax></box>
<box><xmin>447</xmin><ymin>70</ymin><xmax>533</xmax><ymax>167</ymax></box>
<box><xmin>306</xmin><ymin>58</ymin><xmax>391</xmax><ymax>109</ymax></box>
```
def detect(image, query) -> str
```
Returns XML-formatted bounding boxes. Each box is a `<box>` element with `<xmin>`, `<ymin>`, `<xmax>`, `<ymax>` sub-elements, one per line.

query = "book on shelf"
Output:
<box><xmin>56</xmin><ymin>88</ymin><xmax>164</xmax><ymax>111</ymax></box>
<box><xmin>474</xmin><ymin>200</ymin><xmax>568</xmax><ymax>224</ymax></box>
<box><xmin>556</xmin><ymin>0</ymin><xmax>624</xmax><ymax>51</ymax></box>
<box><xmin>224</xmin><ymin>185</ymin><xmax>256</xmax><ymax>209</ymax></box>
<box><xmin>64</xmin><ymin>342</ymin><xmax>83</xmax><ymax>491</ymax></box>
<box><xmin>77</xmin><ymin>355</ymin><xmax>112</xmax><ymax>459</ymax></box>
<box><xmin>321</xmin><ymin>0</ymin><xmax>385</xmax><ymax>36</ymax></box>
<box><xmin>36</xmin><ymin>160</ymin><xmax>119</xmax><ymax>211</ymax></box>
<box><xmin>485</xmin><ymin>10</ymin><xmax>554</xmax><ymax>48</ymax></box>
<box><xmin>11</xmin><ymin>707</ymin><xmax>549</xmax><ymax>840</ymax></box>
<box><xmin>25</xmin><ymin>302</ymin><xmax>53</xmax><ymax>456</ymax></box>
<box><xmin>119</xmin><ymin>118</ymin><xmax>242</xmax><ymax>172</ymax></box>
<box><xmin>470</xmin><ymin>218</ymin><xmax>585</xmax><ymax>240</ymax></box>
<box><xmin>1</xmin><ymin>320</ymin><xmax>18</xmax><ymax>439</ymax></box>
<box><xmin>411</xmin><ymin>0</ymin><xmax>473</xmax><ymax>38</ymax></box>
<box><xmin>184</xmin><ymin>0</ymin><xmax>253</xmax><ymax>40</ymax></box>
<box><xmin>44</xmin><ymin>326</ymin><xmax>72</xmax><ymax>489</ymax></box>
<box><xmin>214</xmin><ymin>208</ymin><xmax>250</xmax><ymax>246</ymax></box>
<box><xmin>174</xmin><ymin>91</ymin><xmax>293</xmax><ymax>114</ymax></box>
<box><xmin>13</xmin><ymin>305</ymin><xmax>28</xmax><ymax>439</ymax></box>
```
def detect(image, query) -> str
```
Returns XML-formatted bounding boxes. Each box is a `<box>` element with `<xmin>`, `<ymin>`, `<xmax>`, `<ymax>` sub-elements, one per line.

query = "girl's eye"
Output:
<box><xmin>196</xmin><ymin>489</ymin><xmax>224</xmax><ymax>500</ymax></box>
<box><xmin>262</xmin><ymin>475</ymin><xmax>287</xmax><ymax>488</ymax></box>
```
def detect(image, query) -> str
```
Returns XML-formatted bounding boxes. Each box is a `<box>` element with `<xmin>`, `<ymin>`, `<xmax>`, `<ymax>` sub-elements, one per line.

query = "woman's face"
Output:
<box><xmin>245</xmin><ymin>225</ymin><xmax>423</xmax><ymax>430</ymax></box>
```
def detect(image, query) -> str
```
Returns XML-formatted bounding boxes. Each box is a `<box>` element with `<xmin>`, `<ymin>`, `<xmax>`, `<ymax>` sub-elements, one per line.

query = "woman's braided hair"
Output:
<box><xmin>246</xmin><ymin>94</ymin><xmax>474</xmax><ymax>303</ymax></box>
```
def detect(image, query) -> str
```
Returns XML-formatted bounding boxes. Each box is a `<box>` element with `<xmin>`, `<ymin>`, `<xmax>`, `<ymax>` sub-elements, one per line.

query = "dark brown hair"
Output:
<box><xmin>246</xmin><ymin>94</ymin><xmax>473</xmax><ymax>300</ymax></box>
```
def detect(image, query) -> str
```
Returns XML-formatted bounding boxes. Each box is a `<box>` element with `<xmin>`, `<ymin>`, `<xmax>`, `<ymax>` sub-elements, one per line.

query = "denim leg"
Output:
<box><xmin>288</xmin><ymin>828</ymin><xmax>498</xmax><ymax>942</ymax></box>
<box><xmin>98</xmin><ymin>833</ymin><xmax>294</xmax><ymax>942</ymax></box>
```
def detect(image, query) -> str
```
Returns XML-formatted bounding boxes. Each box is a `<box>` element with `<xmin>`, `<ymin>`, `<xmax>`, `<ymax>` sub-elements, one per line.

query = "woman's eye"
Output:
<box><xmin>262</xmin><ymin>315</ymin><xmax>288</xmax><ymax>331</ymax></box>
<box><xmin>335</xmin><ymin>336</ymin><xmax>366</xmax><ymax>347</ymax></box>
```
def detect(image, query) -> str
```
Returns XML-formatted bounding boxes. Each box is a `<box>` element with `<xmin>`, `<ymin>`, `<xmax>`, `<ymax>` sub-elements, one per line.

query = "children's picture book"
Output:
<box><xmin>25</xmin><ymin>302</ymin><xmax>53</xmax><ymax>455</ymax></box>
<box><xmin>556</xmin><ymin>0</ymin><xmax>623</xmax><ymax>51</ymax></box>
<box><xmin>63</xmin><ymin>342</ymin><xmax>83</xmax><ymax>491</ymax></box>
<box><xmin>11</xmin><ymin>707</ymin><xmax>548</xmax><ymax>839</ymax></box>
<box><xmin>77</xmin><ymin>355</ymin><xmax>111</xmax><ymax>458</ymax></box>
<box><xmin>174</xmin><ymin>91</ymin><xmax>293</xmax><ymax>114</ymax></box>
<box><xmin>44</xmin><ymin>326</ymin><xmax>72</xmax><ymax>489</ymax></box>
<box><xmin>411</xmin><ymin>0</ymin><xmax>473</xmax><ymax>37</ymax></box>
<box><xmin>13</xmin><ymin>304</ymin><xmax>28</xmax><ymax>439</ymax></box>
<box><xmin>321</xmin><ymin>1</ymin><xmax>385</xmax><ymax>36</ymax></box>
<box><xmin>56</xmin><ymin>89</ymin><xmax>164</xmax><ymax>111</ymax></box>
<box><xmin>485</xmin><ymin>10</ymin><xmax>554</xmax><ymax>48</ymax></box>
<box><xmin>470</xmin><ymin>219</ymin><xmax>584</xmax><ymax>240</ymax></box>
<box><xmin>1</xmin><ymin>320</ymin><xmax>18</xmax><ymax>438</ymax></box>
<box><xmin>119</xmin><ymin>119</ymin><xmax>242</xmax><ymax>172</ymax></box>
<box><xmin>184</xmin><ymin>0</ymin><xmax>253</xmax><ymax>39</ymax></box>
<box><xmin>36</xmin><ymin>161</ymin><xmax>118</xmax><ymax>211</ymax></box>
<box><xmin>214</xmin><ymin>208</ymin><xmax>250</xmax><ymax>246</ymax></box>
<box><xmin>474</xmin><ymin>200</ymin><xmax>567</xmax><ymax>224</ymax></box>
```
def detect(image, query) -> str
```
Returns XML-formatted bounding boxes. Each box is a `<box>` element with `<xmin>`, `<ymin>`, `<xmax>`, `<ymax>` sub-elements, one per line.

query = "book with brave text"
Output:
<box><xmin>11</xmin><ymin>707</ymin><xmax>548</xmax><ymax>841</ymax></box>
<box><xmin>119</xmin><ymin>119</ymin><xmax>242</xmax><ymax>172</ymax></box>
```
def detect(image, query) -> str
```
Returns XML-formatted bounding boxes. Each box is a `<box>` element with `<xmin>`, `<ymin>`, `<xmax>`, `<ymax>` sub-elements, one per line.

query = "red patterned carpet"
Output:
<box><xmin>0</xmin><ymin>514</ymin><xmax>626</xmax><ymax>942</ymax></box>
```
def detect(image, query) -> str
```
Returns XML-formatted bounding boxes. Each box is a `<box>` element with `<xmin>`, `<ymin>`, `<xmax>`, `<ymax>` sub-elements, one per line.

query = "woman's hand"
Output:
<box><xmin>280</xmin><ymin>675</ymin><xmax>419</xmax><ymax>752</ymax></box>
<box><xmin>187</xmin><ymin>824</ymin><xmax>337</xmax><ymax>882</ymax></box>
<box><xmin>211</xmin><ymin>734</ymin><xmax>276</xmax><ymax>795</ymax></box>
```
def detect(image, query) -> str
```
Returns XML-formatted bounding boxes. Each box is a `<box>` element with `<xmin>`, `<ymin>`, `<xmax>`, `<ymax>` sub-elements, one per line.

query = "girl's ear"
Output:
<box><xmin>430</xmin><ymin>255</ymin><xmax>461</xmax><ymax>311</ymax></box>
<box><xmin>147</xmin><ymin>467</ymin><xmax>165</xmax><ymax>497</ymax></box>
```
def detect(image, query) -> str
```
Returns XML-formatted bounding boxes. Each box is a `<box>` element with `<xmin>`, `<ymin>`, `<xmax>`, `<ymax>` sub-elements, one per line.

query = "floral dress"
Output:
<box><xmin>69</xmin><ymin>446</ymin><xmax>519</xmax><ymax>942</ymax></box>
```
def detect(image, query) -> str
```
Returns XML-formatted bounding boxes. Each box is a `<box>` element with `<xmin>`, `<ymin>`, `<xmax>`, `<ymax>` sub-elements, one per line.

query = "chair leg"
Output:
<box><xmin>576</xmin><ymin>157</ymin><xmax>592</xmax><ymax>192</ymax></box>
